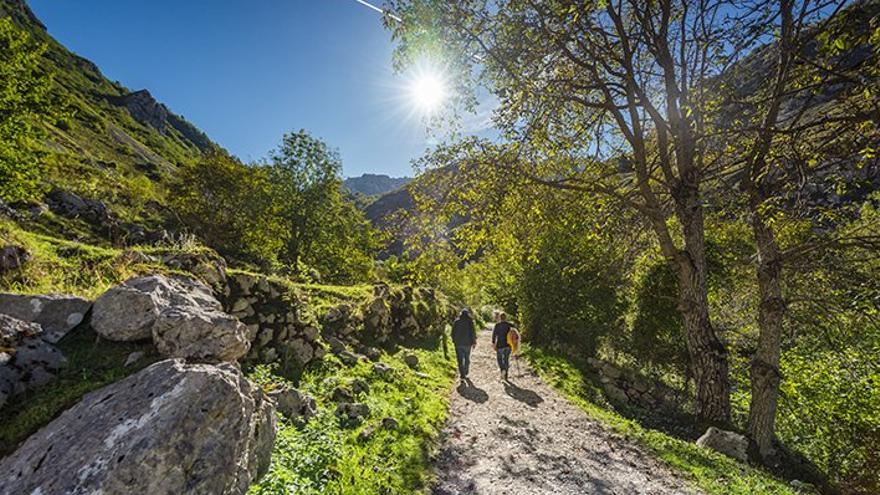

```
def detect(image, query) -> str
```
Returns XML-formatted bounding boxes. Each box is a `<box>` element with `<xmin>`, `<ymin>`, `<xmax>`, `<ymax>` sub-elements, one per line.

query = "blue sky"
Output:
<box><xmin>29</xmin><ymin>0</ymin><xmax>494</xmax><ymax>178</ymax></box>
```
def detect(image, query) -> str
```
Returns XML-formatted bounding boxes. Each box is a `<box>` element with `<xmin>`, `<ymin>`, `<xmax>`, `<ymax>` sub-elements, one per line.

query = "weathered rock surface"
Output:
<box><xmin>152</xmin><ymin>302</ymin><xmax>249</xmax><ymax>362</ymax></box>
<box><xmin>697</xmin><ymin>426</ymin><xmax>750</xmax><ymax>462</ymax></box>
<box><xmin>93</xmin><ymin>275</ymin><xmax>248</xmax><ymax>362</ymax></box>
<box><xmin>92</xmin><ymin>275</ymin><xmax>177</xmax><ymax>341</ymax></box>
<box><xmin>267</xmin><ymin>385</ymin><xmax>316</xmax><ymax>422</ymax></box>
<box><xmin>45</xmin><ymin>188</ymin><xmax>110</xmax><ymax>226</ymax></box>
<box><xmin>0</xmin><ymin>293</ymin><xmax>90</xmax><ymax>343</ymax></box>
<box><xmin>0</xmin><ymin>359</ymin><xmax>276</xmax><ymax>495</ymax></box>
<box><xmin>0</xmin><ymin>314</ymin><xmax>66</xmax><ymax>408</ymax></box>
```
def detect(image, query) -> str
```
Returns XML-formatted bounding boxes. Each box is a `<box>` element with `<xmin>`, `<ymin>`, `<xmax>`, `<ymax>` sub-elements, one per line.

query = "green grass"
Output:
<box><xmin>0</xmin><ymin>219</ymin><xmax>220</xmax><ymax>298</ymax></box>
<box><xmin>524</xmin><ymin>346</ymin><xmax>803</xmax><ymax>495</ymax></box>
<box><xmin>248</xmin><ymin>339</ymin><xmax>456</xmax><ymax>495</ymax></box>
<box><xmin>0</xmin><ymin>325</ymin><xmax>158</xmax><ymax>455</ymax></box>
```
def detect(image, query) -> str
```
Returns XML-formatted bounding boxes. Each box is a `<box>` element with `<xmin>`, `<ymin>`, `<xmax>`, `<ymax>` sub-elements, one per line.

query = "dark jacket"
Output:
<box><xmin>492</xmin><ymin>321</ymin><xmax>513</xmax><ymax>349</ymax></box>
<box><xmin>451</xmin><ymin>315</ymin><xmax>476</xmax><ymax>347</ymax></box>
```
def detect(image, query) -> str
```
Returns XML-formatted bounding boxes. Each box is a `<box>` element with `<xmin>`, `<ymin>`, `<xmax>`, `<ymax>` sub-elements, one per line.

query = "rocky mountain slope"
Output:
<box><xmin>1</xmin><ymin>0</ymin><xmax>217</xmax><ymax>237</ymax></box>
<box><xmin>344</xmin><ymin>173</ymin><xmax>411</xmax><ymax>197</ymax></box>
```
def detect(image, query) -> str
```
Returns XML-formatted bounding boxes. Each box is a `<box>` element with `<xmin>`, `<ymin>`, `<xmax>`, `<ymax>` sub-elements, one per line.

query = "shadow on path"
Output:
<box><xmin>456</xmin><ymin>379</ymin><xmax>489</xmax><ymax>403</ymax></box>
<box><xmin>503</xmin><ymin>380</ymin><xmax>544</xmax><ymax>407</ymax></box>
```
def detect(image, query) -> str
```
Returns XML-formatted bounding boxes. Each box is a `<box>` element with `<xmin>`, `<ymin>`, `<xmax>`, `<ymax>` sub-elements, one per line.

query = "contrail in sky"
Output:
<box><xmin>352</xmin><ymin>0</ymin><xmax>403</xmax><ymax>22</ymax></box>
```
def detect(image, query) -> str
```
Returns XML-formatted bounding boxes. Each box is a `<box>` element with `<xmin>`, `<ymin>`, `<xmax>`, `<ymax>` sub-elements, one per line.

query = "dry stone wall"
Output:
<box><xmin>586</xmin><ymin>357</ymin><xmax>681</xmax><ymax>414</ymax></box>
<box><xmin>221</xmin><ymin>272</ymin><xmax>325</xmax><ymax>369</ymax></box>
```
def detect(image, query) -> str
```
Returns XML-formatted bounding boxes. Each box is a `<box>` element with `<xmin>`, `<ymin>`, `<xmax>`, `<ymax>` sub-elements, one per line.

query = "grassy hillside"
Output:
<box><xmin>1</xmin><ymin>0</ymin><xmax>215</xmax><ymax>230</ymax></box>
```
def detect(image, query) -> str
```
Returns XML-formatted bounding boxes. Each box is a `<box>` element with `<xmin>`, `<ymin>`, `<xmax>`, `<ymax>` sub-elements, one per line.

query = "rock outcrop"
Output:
<box><xmin>0</xmin><ymin>293</ymin><xmax>90</xmax><ymax>343</ymax></box>
<box><xmin>0</xmin><ymin>359</ymin><xmax>276</xmax><ymax>495</ymax></box>
<box><xmin>0</xmin><ymin>314</ymin><xmax>66</xmax><ymax>409</ymax></box>
<box><xmin>93</xmin><ymin>275</ymin><xmax>249</xmax><ymax>362</ymax></box>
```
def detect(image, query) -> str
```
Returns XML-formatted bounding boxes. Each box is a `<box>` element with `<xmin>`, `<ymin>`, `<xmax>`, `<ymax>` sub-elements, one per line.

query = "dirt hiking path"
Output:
<box><xmin>432</xmin><ymin>330</ymin><xmax>698</xmax><ymax>495</ymax></box>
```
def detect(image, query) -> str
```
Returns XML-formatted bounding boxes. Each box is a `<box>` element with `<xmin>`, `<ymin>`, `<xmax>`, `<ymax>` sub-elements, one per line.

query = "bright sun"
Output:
<box><xmin>409</xmin><ymin>70</ymin><xmax>447</xmax><ymax>113</ymax></box>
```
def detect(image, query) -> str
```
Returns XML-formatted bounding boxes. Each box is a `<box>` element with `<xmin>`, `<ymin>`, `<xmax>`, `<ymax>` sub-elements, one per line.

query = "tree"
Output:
<box><xmin>386</xmin><ymin>0</ymin><xmax>780</xmax><ymax>424</ymax></box>
<box><xmin>267</xmin><ymin>130</ymin><xmax>379</xmax><ymax>282</ymax></box>
<box><xmin>268</xmin><ymin>130</ymin><xmax>344</xmax><ymax>274</ymax></box>
<box><xmin>715</xmin><ymin>0</ymin><xmax>878</xmax><ymax>460</ymax></box>
<box><xmin>0</xmin><ymin>16</ymin><xmax>52</xmax><ymax>203</ymax></box>
<box><xmin>171</xmin><ymin>152</ymin><xmax>284</xmax><ymax>265</ymax></box>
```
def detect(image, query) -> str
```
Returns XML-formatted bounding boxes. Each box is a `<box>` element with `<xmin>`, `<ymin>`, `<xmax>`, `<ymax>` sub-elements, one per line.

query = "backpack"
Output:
<box><xmin>506</xmin><ymin>328</ymin><xmax>520</xmax><ymax>354</ymax></box>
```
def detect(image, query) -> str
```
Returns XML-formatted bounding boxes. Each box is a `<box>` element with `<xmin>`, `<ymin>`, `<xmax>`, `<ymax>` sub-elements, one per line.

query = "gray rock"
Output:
<box><xmin>0</xmin><ymin>314</ymin><xmax>66</xmax><ymax>408</ymax></box>
<box><xmin>331</xmin><ymin>386</ymin><xmax>355</xmax><ymax>403</ymax></box>
<box><xmin>124</xmin><ymin>351</ymin><xmax>145</xmax><ymax>367</ymax></box>
<box><xmin>0</xmin><ymin>246</ymin><xmax>29</xmax><ymax>273</ymax></box>
<box><xmin>335</xmin><ymin>402</ymin><xmax>370</xmax><ymax>422</ymax></box>
<box><xmin>362</xmin><ymin>346</ymin><xmax>382</xmax><ymax>361</ymax></box>
<box><xmin>283</xmin><ymin>338</ymin><xmax>313</xmax><ymax>365</ymax></box>
<box><xmin>92</xmin><ymin>275</ymin><xmax>181</xmax><ymax>341</ymax></box>
<box><xmin>0</xmin><ymin>293</ymin><xmax>90</xmax><ymax>343</ymax></box>
<box><xmin>231</xmin><ymin>298</ymin><xmax>251</xmax><ymax>313</ymax></box>
<box><xmin>403</xmin><ymin>353</ymin><xmax>420</xmax><ymax>369</ymax></box>
<box><xmin>93</xmin><ymin>275</ymin><xmax>249</xmax><ymax>362</ymax></box>
<box><xmin>153</xmin><ymin>303</ymin><xmax>249</xmax><ymax>362</ymax></box>
<box><xmin>45</xmin><ymin>188</ymin><xmax>110</xmax><ymax>225</ymax></box>
<box><xmin>373</xmin><ymin>362</ymin><xmax>393</xmax><ymax>376</ymax></box>
<box><xmin>358</xmin><ymin>426</ymin><xmax>376</xmax><ymax>442</ymax></box>
<box><xmin>381</xmin><ymin>417</ymin><xmax>399</xmax><ymax>430</ymax></box>
<box><xmin>268</xmin><ymin>385</ymin><xmax>316</xmax><ymax>421</ymax></box>
<box><xmin>696</xmin><ymin>426</ymin><xmax>750</xmax><ymax>462</ymax></box>
<box><xmin>339</xmin><ymin>350</ymin><xmax>363</xmax><ymax>366</ymax></box>
<box><xmin>0</xmin><ymin>359</ymin><xmax>275</xmax><ymax>495</ymax></box>
<box><xmin>327</xmin><ymin>336</ymin><xmax>346</xmax><ymax>354</ymax></box>
<box><xmin>351</xmin><ymin>378</ymin><xmax>370</xmax><ymax>395</ymax></box>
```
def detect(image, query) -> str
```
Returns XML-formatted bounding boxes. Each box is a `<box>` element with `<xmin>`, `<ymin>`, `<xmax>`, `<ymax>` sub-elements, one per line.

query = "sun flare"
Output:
<box><xmin>408</xmin><ymin>69</ymin><xmax>447</xmax><ymax>113</ymax></box>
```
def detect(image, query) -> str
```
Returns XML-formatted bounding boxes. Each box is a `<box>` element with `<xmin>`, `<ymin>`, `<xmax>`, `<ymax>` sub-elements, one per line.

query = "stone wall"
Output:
<box><xmin>586</xmin><ymin>357</ymin><xmax>681</xmax><ymax>413</ymax></box>
<box><xmin>221</xmin><ymin>273</ymin><xmax>324</xmax><ymax>368</ymax></box>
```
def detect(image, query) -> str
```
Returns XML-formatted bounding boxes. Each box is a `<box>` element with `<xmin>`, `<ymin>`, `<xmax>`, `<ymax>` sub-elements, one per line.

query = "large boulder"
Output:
<box><xmin>0</xmin><ymin>314</ymin><xmax>66</xmax><ymax>408</ymax></box>
<box><xmin>152</xmin><ymin>303</ymin><xmax>250</xmax><ymax>362</ymax></box>
<box><xmin>0</xmin><ymin>359</ymin><xmax>276</xmax><ymax>495</ymax></box>
<box><xmin>0</xmin><ymin>293</ymin><xmax>91</xmax><ymax>343</ymax></box>
<box><xmin>92</xmin><ymin>275</ymin><xmax>249</xmax><ymax>362</ymax></box>
<box><xmin>696</xmin><ymin>426</ymin><xmax>750</xmax><ymax>462</ymax></box>
<box><xmin>92</xmin><ymin>275</ymin><xmax>180</xmax><ymax>341</ymax></box>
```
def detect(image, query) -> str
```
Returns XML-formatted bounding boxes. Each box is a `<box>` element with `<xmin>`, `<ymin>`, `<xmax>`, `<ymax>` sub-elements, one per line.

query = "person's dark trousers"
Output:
<box><xmin>455</xmin><ymin>345</ymin><xmax>472</xmax><ymax>377</ymax></box>
<box><xmin>496</xmin><ymin>347</ymin><xmax>511</xmax><ymax>371</ymax></box>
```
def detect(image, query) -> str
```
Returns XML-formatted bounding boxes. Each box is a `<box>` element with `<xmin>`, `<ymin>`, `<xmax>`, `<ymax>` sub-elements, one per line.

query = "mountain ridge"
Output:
<box><xmin>343</xmin><ymin>173</ymin><xmax>411</xmax><ymax>197</ymax></box>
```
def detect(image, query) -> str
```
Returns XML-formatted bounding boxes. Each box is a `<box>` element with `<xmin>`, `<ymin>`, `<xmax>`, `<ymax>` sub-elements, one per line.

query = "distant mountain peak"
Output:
<box><xmin>344</xmin><ymin>174</ymin><xmax>411</xmax><ymax>197</ymax></box>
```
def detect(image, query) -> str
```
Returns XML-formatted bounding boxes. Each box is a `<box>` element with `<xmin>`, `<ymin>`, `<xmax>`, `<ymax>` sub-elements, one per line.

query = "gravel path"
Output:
<box><xmin>432</xmin><ymin>330</ymin><xmax>698</xmax><ymax>495</ymax></box>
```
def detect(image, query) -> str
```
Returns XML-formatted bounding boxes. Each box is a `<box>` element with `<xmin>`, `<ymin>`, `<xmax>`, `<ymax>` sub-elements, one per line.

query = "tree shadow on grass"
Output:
<box><xmin>456</xmin><ymin>379</ymin><xmax>488</xmax><ymax>403</ymax></box>
<box><xmin>503</xmin><ymin>380</ymin><xmax>544</xmax><ymax>407</ymax></box>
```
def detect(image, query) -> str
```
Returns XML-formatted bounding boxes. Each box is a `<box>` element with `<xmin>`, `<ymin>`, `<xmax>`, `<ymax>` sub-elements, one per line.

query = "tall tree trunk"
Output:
<box><xmin>673</xmin><ymin>180</ymin><xmax>731</xmax><ymax>425</ymax></box>
<box><xmin>747</xmin><ymin>204</ymin><xmax>785</xmax><ymax>460</ymax></box>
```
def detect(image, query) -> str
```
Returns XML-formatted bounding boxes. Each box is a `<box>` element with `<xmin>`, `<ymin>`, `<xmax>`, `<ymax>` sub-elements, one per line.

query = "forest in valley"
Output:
<box><xmin>1</xmin><ymin>0</ymin><xmax>878</xmax><ymax>494</ymax></box>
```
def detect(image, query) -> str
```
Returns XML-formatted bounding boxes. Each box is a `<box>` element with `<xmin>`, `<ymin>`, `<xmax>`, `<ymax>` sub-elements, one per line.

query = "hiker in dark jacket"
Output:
<box><xmin>451</xmin><ymin>309</ymin><xmax>477</xmax><ymax>381</ymax></box>
<box><xmin>492</xmin><ymin>312</ymin><xmax>515</xmax><ymax>381</ymax></box>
